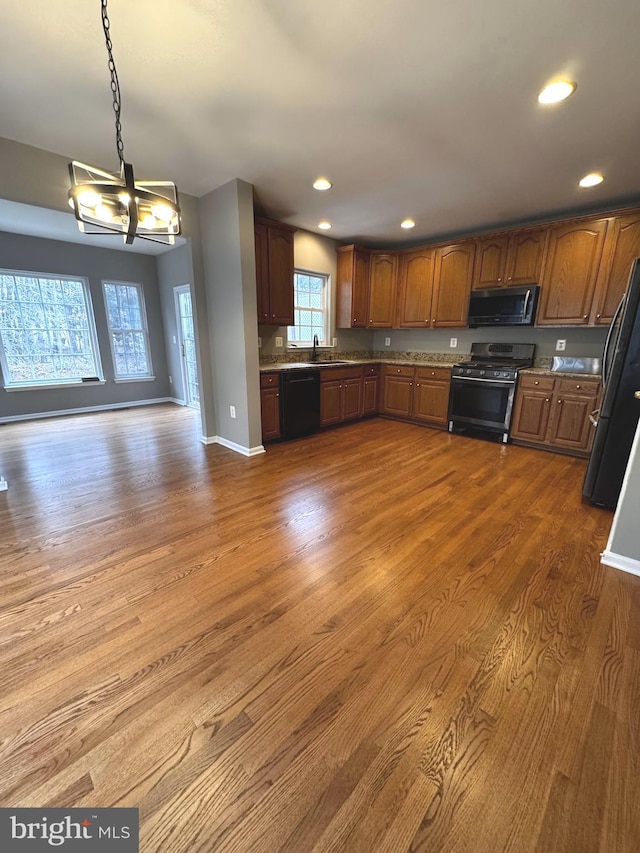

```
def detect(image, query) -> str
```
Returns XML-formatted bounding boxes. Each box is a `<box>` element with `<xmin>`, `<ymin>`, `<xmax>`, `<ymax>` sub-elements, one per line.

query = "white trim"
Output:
<box><xmin>600</xmin><ymin>550</ymin><xmax>640</xmax><ymax>577</ymax></box>
<box><xmin>199</xmin><ymin>435</ymin><xmax>265</xmax><ymax>456</ymax></box>
<box><xmin>170</xmin><ymin>397</ymin><xmax>186</xmax><ymax>406</ymax></box>
<box><xmin>4</xmin><ymin>380</ymin><xmax>107</xmax><ymax>391</ymax></box>
<box><xmin>102</xmin><ymin>279</ymin><xmax>154</xmax><ymax>381</ymax></box>
<box><xmin>0</xmin><ymin>397</ymin><xmax>176</xmax><ymax>423</ymax></box>
<box><xmin>114</xmin><ymin>376</ymin><xmax>157</xmax><ymax>383</ymax></box>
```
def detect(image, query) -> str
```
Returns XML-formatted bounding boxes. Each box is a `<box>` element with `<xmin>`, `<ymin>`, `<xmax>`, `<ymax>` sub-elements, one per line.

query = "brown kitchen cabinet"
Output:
<box><xmin>368</xmin><ymin>252</ymin><xmax>398</xmax><ymax>327</ymax></box>
<box><xmin>336</xmin><ymin>245</ymin><xmax>371</xmax><ymax>329</ymax></box>
<box><xmin>537</xmin><ymin>218</ymin><xmax>609</xmax><ymax>325</ymax></box>
<box><xmin>431</xmin><ymin>242</ymin><xmax>475</xmax><ymax>327</ymax></box>
<box><xmin>320</xmin><ymin>366</ymin><xmax>364</xmax><ymax>426</ymax></box>
<box><xmin>260</xmin><ymin>372</ymin><xmax>281</xmax><ymax>441</ymax></box>
<box><xmin>255</xmin><ymin>218</ymin><xmax>296</xmax><ymax>326</ymax></box>
<box><xmin>472</xmin><ymin>228</ymin><xmax>548</xmax><ymax>290</ymax></box>
<box><xmin>413</xmin><ymin>367</ymin><xmax>451</xmax><ymax>426</ymax></box>
<box><xmin>396</xmin><ymin>248</ymin><xmax>436</xmax><ymax>328</ymax></box>
<box><xmin>381</xmin><ymin>364</ymin><xmax>451</xmax><ymax>427</ymax></box>
<box><xmin>591</xmin><ymin>211</ymin><xmax>640</xmax><ymax>325</ymax></box>
<box><xmin>511</xmin><ymin>374</ymin><xmax>600</xmax><ymax>456</ymax></box>
<box><xmin>363</xmin><ymin>364</ymin><xmax>380</xmax><ymax>415</ymax></box>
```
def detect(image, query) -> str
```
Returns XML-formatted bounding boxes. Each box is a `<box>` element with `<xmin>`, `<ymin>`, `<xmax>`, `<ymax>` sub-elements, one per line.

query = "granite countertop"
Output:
<box><xmin>521</xmin><ymin>367</ymin><xmax>602</xmax><ymax>381</ymax></box>
<box><xmin>260</xmin><ymin>357</ymin><xmax>454</xmax><ymax>372</ymax></box>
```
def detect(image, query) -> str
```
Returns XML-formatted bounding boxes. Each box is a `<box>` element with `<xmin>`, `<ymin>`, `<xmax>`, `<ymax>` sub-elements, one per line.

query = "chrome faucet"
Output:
<box><xmin>312</xmin><ymin>334</ymin><xmax>319</xmax><ymax>362</ymax></box>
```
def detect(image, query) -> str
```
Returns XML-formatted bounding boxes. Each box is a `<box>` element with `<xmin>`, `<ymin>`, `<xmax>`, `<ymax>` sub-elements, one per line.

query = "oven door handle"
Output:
<box><xmin>452</xmin><ymin>376</ymin><xmax>514</xmax><ymax>385</ymax></box>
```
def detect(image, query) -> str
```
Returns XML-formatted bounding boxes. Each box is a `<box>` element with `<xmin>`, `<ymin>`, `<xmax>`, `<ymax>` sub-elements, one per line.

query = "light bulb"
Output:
<box><xmin>401</xmin><ymin>219</ymin><xmax>416</xmax><ymax>229</ymax></box>
<box><xmin>313</xmin><ymin>178</ymin><xmax>332</xmax><ymax>191</ymax></box>
<box><xmin>538</xmin><ymin>81</ymin><xmax>577</xmax><ymax>105</ymax></box>
<box><xmin>152</xmin><ymin>203</ymin><xmax>173</xmax><ymax>223</ymax></box>
<box><xmin>118</xmin><ymin>192</ymin><xmax>131</xmax><ymax>206</ymax></box>
<box><xmin>318</xmin><ymin>221</ymin><xmax>332</xmax><ymax>230</ymax></box>
<box><xmin>78</xmin><ymin>190</ymin><xmax>102</xmax><ymax>208</ymax></box>
<box><xmin>95</xmin><ymin>204</ymin><xmax>113</xmax><ymax>222</ymax></box>
<box><xmin>141</xmin><ymin>213</ymin><xmax>158</xmax><ymax>229</ymax></box>
<box><xmin>579</xmin><ymin>173</ymin><xmax>604</xmax><ymax>188</ymax></box>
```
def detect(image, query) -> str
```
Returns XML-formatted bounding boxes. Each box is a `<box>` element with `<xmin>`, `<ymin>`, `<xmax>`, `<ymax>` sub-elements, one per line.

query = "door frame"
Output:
<box><xmin>173</xmin><ymin>284</ymin><xmax>199</xmax><ymax>409</ymax></box>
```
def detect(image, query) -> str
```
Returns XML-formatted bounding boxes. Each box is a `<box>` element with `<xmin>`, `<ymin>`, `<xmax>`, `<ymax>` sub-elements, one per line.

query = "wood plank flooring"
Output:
<box><xmin>0</xmin><ymin>404</ymin><xmax>639</xmax><ymax>852</ymax></box>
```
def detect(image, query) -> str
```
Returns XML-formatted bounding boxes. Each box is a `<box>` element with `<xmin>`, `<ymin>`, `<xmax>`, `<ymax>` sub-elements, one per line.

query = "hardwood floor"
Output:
<box><xmin>0</xmin><ymin>404</ymin><xmax>638</xmax><ymax>852</ymax></box>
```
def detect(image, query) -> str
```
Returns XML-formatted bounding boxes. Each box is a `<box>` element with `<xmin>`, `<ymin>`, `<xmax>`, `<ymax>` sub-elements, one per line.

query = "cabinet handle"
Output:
<box><xmin>558</xmin><ymin>399</ymin><xmax>563</xmax><ymax>404</ymax></box>
<box><xmin>507</xmin><ymin>276</ymin><xmax>512</xmax><ymax>281</ymax></box>
<box><xmin>534</xmin><ymin>381</ymin><xmax>539</xmax><ymax>385</ymax></box>
<box><xmin>353</xmin><ymin>318</ymin><xmax>357</xmax><ymax>322</ymax></box>
<box><xmin>497</xmin><ymin>277</ymin><xmax>502</xmax><ymax>282</ymax></box>
<box><xmin>410</xmin><ymin>383</ymin><xmax>413</xmax><ymax>386</ymax></box>
<box><xmin>432</xmin><ymin>318</ymin><xmax>436</xmax><ymax>323</ymax></box>
<box><xmin>635</xmin><ymin>391</ymin><xmax>640</xmax><ymax>400</ymax></box>
<box><xmin>545</xmin><ymin>398</ymin><xmax>550</xmax><ymax>402</ymax></box>
<box><xmin>276</xmin><ymin>393</ymin><xmax>280</xmax><ymax>397</ymax></box>
<box><xmin>596</xmin><ymin>314</ymin><xmax>601</xmax><ymax>320</ymax></box>
<box><xmin>576</xmin><ymin>384</ymin><xmax>581</xmax><ymax>390</ymax></box>
<box><xmin>431</xmin><ymin>371</ymin><xmax>435</xmax><ymax>375</ymax></box>
<box><xmin>583</xmin><ymin>314</ymin><xmax>588</xmax><ymax>319</ymax></box>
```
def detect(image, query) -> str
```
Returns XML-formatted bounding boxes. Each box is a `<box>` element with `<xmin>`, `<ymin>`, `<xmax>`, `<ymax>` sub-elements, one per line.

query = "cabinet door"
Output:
<box><xmin>381</xmin><ymin>374</ymin><xmax>414</xmax><ymax>418</ymax></box>
<box><xmin>260</xmin><ymin>387</ymin><xmax>281</xmax><ymax>441</ymax></box>
<box><xmin>254</xmin><ymin>223</ymin><xmax>270</xmax><ymax>324</ymax></box>
<box><xmin>432</xmin><ymin>242</ymin><xmax>475</xmax><ymax>327</ymax></box>
<box><xmin>592</xmin><ymin>213</ymin><xmax>640</xmax><ymax>324</ymax></box>
<box><xmin>510</xmin><ymin>388</ymin><xmax>552</xmax><ymax>443</ymax></box>
<box><xmin>368</xmin><ymin>253</ymin><xmax>398</xmax><ymax>327</ymax></box>
<box><xmin>537</xmin><ymin>219</ymin><xmax>608</xmax><ymax>325</ymax></box>
<box><xmin>413</xmin><ymin>378</ymin><xmax>450</xmax><ymax>425</ymax></box>
<box><xmin>336</xmin><ymin>246</ymin><xmax>370</xmax><ymax>328</ymax></box>
<box><xmin>504</xmin><ymin>227</ymin><xmax>548</xmax><ymax>286</ymax></box>
<box><xmin>547</xmin><ymin>380</ymin><xmax>600</xmax><ymax>453</ymax></box>
<box><xmin>363</xmin><ymin>375</ymin><xmax>379</xmax><ymax>415</ymax></box>
<box><xmin>342</xmin><ymin>377</ymin><xmax>364</xmax><ymax>421</ymax></box>
<box><xmin>268</xmin><ymin>227</ymin><xmax>294</xmax><ymax>325</ymax></box>
<box><xmin>397</xmin><ymin>249</ymin><xmax>435</xmax><ymax>327</ymax></box>
<box><xmin>320</xmin><ymin>380</ymin><xmax>342</xmax><ymax>426</ymax></box>
<box><xmin>472</xmin><ymin>236</ymin><xmax>508</xmax><ymax>289</ymax></box>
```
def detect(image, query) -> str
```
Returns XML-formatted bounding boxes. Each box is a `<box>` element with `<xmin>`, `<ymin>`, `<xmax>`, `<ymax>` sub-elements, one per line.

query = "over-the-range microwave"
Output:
<box><xmin>467</xmin><ymin>284</ymin><xmax>540</xmax><ymax>327</ymax></box>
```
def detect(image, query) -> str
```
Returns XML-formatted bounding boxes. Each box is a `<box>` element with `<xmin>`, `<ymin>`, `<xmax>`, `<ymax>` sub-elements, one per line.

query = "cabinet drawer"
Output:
<box><xmin>383</xmin><ymin>364</ymin><xmax>415</xmax><ymax>378</ymax></box>
<box><xmin>320</xmin><ymin>366</ymin><xmax>363</xmax><ymax>381</ymax></box>
<box><xmin>555</xmin><ymin>377</ymin><xmax>600</xmax><ymax>396</ymax></box>
<box><xmin>363</xmin><ymin>363</ymin><xmax>380</xmax><ymax>376</ymax></box>
<box><xmin>415</xmin><ymin>366</ymin><xmax>451</xmax><ymax>382</ymax></box>
<box><xmin>519</xmin><ymin>375</ymin><xmax>555</xmax><ymax>392</ymax></box>
<box><xmin>260</xmin><ymin>372</ymin><xmax>280</xmax><ymax>388</ymax></box>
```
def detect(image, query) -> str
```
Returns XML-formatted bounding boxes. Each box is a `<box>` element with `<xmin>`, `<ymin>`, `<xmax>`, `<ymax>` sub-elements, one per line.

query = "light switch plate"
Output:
<box><xmin>275</xmin><ymin>336</ymin><xmax>283</xmax><ymax>348</ymax></box>
<box><xmin>230</xmin><ymin>405</ymin><xmax>236</xmax><ymax>418</ymax></box>
<box><xmin>556</xmin><ymin>339</ymin><xmax>567</xmax><ymax>352</ymax></box>
<box><xmin>384</xmin><ymin>337</ymin><xmax>391</xmax><ymax>346</ymax></box>
<box><xmin>450</xmin><ymin>337</ymin><xmax>458</xmax><ymax>348</ymax></box>
<box><xmin>332</xmin><ymin>337</ymin><xmax>337</xmax><ymax>348</ymax></box>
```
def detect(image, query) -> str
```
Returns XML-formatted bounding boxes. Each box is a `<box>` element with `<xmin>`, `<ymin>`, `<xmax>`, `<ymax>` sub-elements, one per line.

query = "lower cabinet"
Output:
<box><xmin>320</xmin><ymin>366</ymin><xmax>365</xmax><ymax>426</ymax></box>
<box><xmin>510</xmin><ymin>374</ymin><xmax>600</xmax><ymax>456</ymax></box>
<box><xmin>363</xmin><ymin>365</ymin><xmax>380</xmax><ymax>415</ymax></box>
<box><xmin>260</xmin><ymin>373</ymin><xmax>280</xmax><ymax>441</ymax></box>
<box><xmin>381</xmin><ymin>364</ymin><xmax>451</xmax><ymax>427</ymax></box>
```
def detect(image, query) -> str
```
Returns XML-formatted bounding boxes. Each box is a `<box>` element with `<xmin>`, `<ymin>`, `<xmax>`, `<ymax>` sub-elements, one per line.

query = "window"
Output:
<box><xmin>103</xmin><ymin>282</ymin><xmax>153</xmax><ymax>379</ymax></box>
<box><xmin>0</xmin><ymin>270</ymin><xmax>102</xmax><ymax>388</ymax></box>
<box><xmin>288</xmin><ymin>270</ymin><xmax>329</xmax><ymax>346</ymax></box>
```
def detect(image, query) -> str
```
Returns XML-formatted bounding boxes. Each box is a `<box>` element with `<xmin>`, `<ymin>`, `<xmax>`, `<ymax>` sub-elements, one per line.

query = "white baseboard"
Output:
<box><xmin>200</xmin><ymin>435</ymin><xmax>265</xmax><ymax>457</ymax></box>
<box><xmin>1</xmin><ymin>398</ymin><xmax>177</xmax><ymax>423</ymax></box>
<box><xmin>600</xmin><ymin>550</ymin><xmax>640</xmax><ymax>577</ymax></box>
<box><xmin>169</xmin><ymin>397</ymin><xmax>186</xmax><ymax>406</ymax></box>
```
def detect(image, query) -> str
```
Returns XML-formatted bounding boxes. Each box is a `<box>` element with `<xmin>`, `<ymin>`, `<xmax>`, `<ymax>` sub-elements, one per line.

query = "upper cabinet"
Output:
<box><xmin>368</xmin><ymin>252</ymin><xmax>398</xmax><ymax>327</ymax></box>
<box><xmin>336</xmin><ymin>245</ymin><xmax>371</xmax><ymax>329</ymax></box>
<box><xmin>472</xmin><ymin>227</ymin><xmax>548</xmax><ymax>290</ymax></box>
<box><xmin>431</xmin><ymin>241</ymin><xmax>475</xmax><ymax>327</ymax></box>
<box><xmin>254</xmin><ymin>218</ymin><xmax>295</xmax><ymax>326</ymax></box>
<box><xmin>591</xmin><ymin>212</ymin><xmax>640</xmax><ymax>325</ymax></box>
<box><xmin>397</xmin><ymin>248</ymin><xmax>435</xmax><ymax>328</ymax></box>
<box><xmin>537</xmin><ymin>218</ymin><xmax>609</xmax><ymax>325</ymax></box>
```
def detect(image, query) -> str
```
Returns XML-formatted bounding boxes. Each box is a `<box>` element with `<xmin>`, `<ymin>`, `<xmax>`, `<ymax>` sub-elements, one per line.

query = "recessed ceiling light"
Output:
<box><xmin>313</xmin><ymin>178</ymin><xmax>332</xmax><ymax>191</ymax></box>
<box><xmin>318</xmin><ymin>221</ymin><xmax>332</xmax><ymax>230</ymax></box>
<box><xmin>579</xmin><ymin>172</ymin><xmax>604</xmax><ymax>188</ymax></box>
<box><xmin>538</xmin><ymin>80</ymin><xmax>577</xmax><ymax>104</ymax></box>
<box><xmin>401</xmin><ymin>219</ymin><xmax>416</xmax><ymax>229</ymax></box>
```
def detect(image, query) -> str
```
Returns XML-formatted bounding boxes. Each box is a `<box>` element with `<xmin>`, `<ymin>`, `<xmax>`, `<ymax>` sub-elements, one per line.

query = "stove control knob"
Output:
<box><xmin>466</xmin><ymin>369</ymin><xmax>472</xmax><ymax>375</ymax></box>
<box><xmin>479</xmin><ymin>370</ymin><xmax>486</xmax><ymax>376</ymax></box>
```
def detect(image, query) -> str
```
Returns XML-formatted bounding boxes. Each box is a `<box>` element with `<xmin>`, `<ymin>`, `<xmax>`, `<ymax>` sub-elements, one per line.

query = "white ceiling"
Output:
<box><xmin>1</xmin><ymin>0</ymin><xmax>640</xmax><ymax>246</ymax></box>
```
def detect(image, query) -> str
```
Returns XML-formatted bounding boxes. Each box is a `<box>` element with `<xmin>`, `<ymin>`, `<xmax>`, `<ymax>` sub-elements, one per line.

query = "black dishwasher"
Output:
<box><xmin>280</xmin><ymin>370</ymin><xmax>321</xmax><ymax>439</ymax></box>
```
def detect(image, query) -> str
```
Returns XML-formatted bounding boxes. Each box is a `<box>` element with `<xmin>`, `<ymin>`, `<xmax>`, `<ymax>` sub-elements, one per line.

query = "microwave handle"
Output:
<box><xmin>523</xmin><ymin>288</ymin><xmax>531</xmax><ymax>318</ymax></box>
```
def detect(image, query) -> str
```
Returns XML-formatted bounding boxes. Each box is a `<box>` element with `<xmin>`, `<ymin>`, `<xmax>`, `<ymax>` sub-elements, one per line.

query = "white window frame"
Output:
<box><xmin>102</xmin><ymin>280</ymin><xmax>154</xmax><ymax>381</ymax></box>
<box><xmin>287</xmin><ymin>269</ymin><xmax>331</xmax><ymax>348</ymax></box>
<box><xmin>0</xmin><ymin>269</ymin><xmax>103</xmax><ymax>390</ymax></box>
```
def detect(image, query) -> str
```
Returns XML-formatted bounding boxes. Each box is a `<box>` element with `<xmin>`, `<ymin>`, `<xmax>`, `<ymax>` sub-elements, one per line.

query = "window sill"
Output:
<box><xmin>4</xmin><ymin>380</ymin><xmax>107</xmax><ymax>392</ymax></box>
<box><xmin>287</xmin><ymin>345</ymin><xmax>334</xmax><ymax>351</ymax></box>
<box><xmin>113</xmin><ymin>376</ymin><xmax>156</xmax><ymax>383</ymax></box>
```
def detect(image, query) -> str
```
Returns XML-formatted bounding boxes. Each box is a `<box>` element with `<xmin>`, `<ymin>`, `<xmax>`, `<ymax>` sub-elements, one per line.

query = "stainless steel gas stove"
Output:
<box><xmin>448</xmin><ymin>342</ymin><xmax>536</xmax><ymax>442</ymax></box>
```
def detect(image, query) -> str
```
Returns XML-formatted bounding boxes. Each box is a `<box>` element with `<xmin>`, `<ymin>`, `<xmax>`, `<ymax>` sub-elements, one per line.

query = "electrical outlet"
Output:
<box><xmin>332</xmin><ymin>337</ymin><xmax>337</xmax><ymax>348</ymax></box>
<box><xmin>450</xmin><ymin>337</ymin><xmax>458</xmax><ymax>348</ymax></box>
<box><xmin>556</xmin><ymin>339</ymin><xmax>567</xmax><ymax>352</ymax></box>
<box><xmin>230</xmin><ymin>405</ymin><xmax>236</xmax><ymax>419</ymax></box>
<box><xmin>275</xmin><ymin>336</ymin><xmax>283</xmax><ymax>348</ymax></box>
<box><xmin>172</xmin><ymin>335</ymin><xmax>177</xmax><ymax>344</ymax></box>
<box><xmin>258</xmin><ymin>336</ymin><xmax>262</xmax><ymax>348</ymax></box>
<box><xmin>169</xmin><ymin>376</ymin><xmax>172</xmax><ymax>385</ymax></box>
<box><xmin>384</xmin><ymin>337</ymin><xmax>391</xmax><ymax>346</ymax></box>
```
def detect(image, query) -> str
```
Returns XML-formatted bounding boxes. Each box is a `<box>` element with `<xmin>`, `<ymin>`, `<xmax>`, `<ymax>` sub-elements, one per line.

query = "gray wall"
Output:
<box><xmin>605</xmin><ymin>421</ymin><xmax>640</xmax><ymax>564</ymax></box>
<box><xmin>0</xmin><ymin>230</ymin><xmax>169</xmax><ymax>420</ymax></box>
<box><xmin>199</xmin><ymin>179</ymin><xmax>262</xmax><ymax>450</ymax></box>
<box><xmin>372</xmin><ymin>325</ymin><xmax>608</xmax><ymax>360</ymax></box>
<box><xmin>157</xmin><ymin>242</ymin><xmax>193</xmax><ymax>404</ymax></box>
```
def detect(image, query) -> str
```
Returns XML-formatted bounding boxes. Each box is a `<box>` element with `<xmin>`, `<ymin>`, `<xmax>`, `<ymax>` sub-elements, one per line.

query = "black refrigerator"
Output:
<box><xmin>583</xmin><ymin>258</ymin><xmax>640</xmax><ymax>509</ymax></box>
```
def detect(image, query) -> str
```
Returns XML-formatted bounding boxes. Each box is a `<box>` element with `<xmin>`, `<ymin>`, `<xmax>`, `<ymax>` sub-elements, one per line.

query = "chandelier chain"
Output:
<box><xmin>100</xmin><ymin>0</ymin><xmax>124</xmax><ymax>166</ymax></box>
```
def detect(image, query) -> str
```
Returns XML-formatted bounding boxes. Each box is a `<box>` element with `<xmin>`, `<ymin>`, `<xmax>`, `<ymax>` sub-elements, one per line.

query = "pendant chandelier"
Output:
<box><xmin>68</xmin><ymin>0</ymin><xmax>181</xmax><ymax>245</ymax></box>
